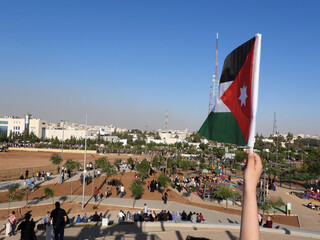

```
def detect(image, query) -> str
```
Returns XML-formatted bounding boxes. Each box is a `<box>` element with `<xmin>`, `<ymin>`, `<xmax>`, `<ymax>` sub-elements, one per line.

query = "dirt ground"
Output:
<box><xmin>0</xmin><ymin>150</ymin><xmax>151</xmax><ymax>170</ymax></box>
<box><xmin>0</xmin><ymin>150</ymin><xmax>299</xmax><ymax>228</ymax></box>
<box><xmin>0</xmin><ymin>170</ymin><xmax>299</xmax><ymax>228</ymax></box>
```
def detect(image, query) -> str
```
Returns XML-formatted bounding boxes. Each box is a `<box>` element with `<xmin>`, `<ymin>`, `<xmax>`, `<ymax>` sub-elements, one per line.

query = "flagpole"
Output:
<box><xmin>248</xmin><ymin>34</ymin><xmax>262</xmax><ymax>153</ymax></box>
<box><xmin>82</xmin><ymin>115</ymin><xmax>88</xmax><ymax>209</ymax></box>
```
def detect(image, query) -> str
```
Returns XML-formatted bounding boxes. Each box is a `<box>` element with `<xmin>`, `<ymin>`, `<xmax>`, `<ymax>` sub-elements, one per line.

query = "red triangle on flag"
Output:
<box><xmin>221</xmin><ymin>44</ymin><xmax>255</xmax><ymax>141</ymax></box>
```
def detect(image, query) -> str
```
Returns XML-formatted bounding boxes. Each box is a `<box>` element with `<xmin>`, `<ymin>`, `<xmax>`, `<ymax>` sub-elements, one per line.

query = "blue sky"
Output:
<box><xmin>0</xmin><ymin>1</ymin><xmax>319</xmax><ymax>136</ymax></box>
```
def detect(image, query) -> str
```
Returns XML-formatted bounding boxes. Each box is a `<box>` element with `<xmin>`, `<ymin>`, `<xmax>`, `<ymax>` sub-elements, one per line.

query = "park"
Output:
<box><xmin>0</xmin><ymin>139</ymin><xmax>319</xmax><ymax>239</ymax></box>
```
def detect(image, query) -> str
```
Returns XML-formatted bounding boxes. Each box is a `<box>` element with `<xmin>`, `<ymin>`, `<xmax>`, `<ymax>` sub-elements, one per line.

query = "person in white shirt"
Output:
<box><xmin>118</xmin><ymin>210</ymin><xmax>125</xmax><ymax>223</ymax></box>
<box><xmin>144</xmin><ymin>203</ymin><xmax>148</xmax><ymax>214</ymax></box>
<box><xmin>120</xmin><ymin>185</ymin><xmax>125</xmax><ymax>198</ymax></box>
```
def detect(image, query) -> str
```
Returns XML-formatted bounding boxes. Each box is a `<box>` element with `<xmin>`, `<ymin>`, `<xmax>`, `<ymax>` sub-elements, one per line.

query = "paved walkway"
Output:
<box><xmin>0</xmin><ymin>195</ymin><xmax>243</xmax><ymax>225</ymax></box>
<box><xmin>1</xmin><ymin>221</ymin><xmax>320</xmax><ymax>240</ymax></box>
<box><xmin>1</xmin><ymin>173</ymin><xmax>320</xmax><ymax>238</ymax></box>
<box><xmin>0</xmin><ymin>171</ymin><xmax>84</xmax><ymax>192</ymax></box>
<box><xmin>269</xmin><ymin>186</ymin><xmax>320</xmax><ymax>231</ymax></box>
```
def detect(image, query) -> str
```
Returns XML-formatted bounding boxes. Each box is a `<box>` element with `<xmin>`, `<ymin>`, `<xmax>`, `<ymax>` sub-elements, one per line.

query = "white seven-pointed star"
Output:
<box><xmin>239</xmin><ymin>85</ymin><xmax>247</xmax><ymax>107</ymax></box>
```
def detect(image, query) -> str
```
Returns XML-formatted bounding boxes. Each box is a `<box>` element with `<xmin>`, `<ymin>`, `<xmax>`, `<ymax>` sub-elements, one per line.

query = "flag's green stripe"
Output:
<box><xmin>198</xmin><ymin>112</ymin><xmax>247</xmax><ymax>146</ymax></box>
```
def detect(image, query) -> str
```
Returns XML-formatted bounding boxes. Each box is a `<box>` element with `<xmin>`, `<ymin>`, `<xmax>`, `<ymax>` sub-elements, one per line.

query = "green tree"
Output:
<box><xmin>200</xmin><ymin>157</ymin><xmax>207</xmax><ymax>169</ymax></box>
<box><xmin>136</xmin><ymin>159</ymin><xmax>150</xmax><ymax>179</ymax></box>
<box><xmin>199</xmin><ymin>143</ymin><xmax>208</xmax><ymax>150</ymax></box>
<box><xmin>189</xmin><ymin>160</ymin><xmax>197</xmax><ymax>170</ymax></box>
<box><xmin>99</xmin><ymin>158</ymin><xmax>117</xmax><ymax>182</ymax></box>
<box><xmin>152</xmin><ymin>155</ymin><xmax>159</xmax><ymax>168</ymax></box>
<box><xmin>215</xmin><ymin>185</ymin><xmax>235</xmax><ymax>208</ymax></box>
<box><xmin>113</xmin><ymin>159</ymin><xmax>122</xmax><ymax>169</ymax></box>
<box><xmin>270</xmin><ymin>197</ymin><xmax>285</xmax><ymax>216</ymax></box>
<box><xmin>50</xmin><ymin>153</ymin><xmax>62</xmax><ymax>174</ymax></box>
<box><xmin>96</xmin><ymin>157</ymin><xmax>108</xmax><ymax>168</ymax></box>
<box><xmin>129</xmin><ymin>180</ymin><xmax>144</xmax><ymax>199</ymax></box>
<box><xmin>63</xmin><ymin>159</ymin><xmax>80</xmax><ymax>202</ymax></box>
<box><xmin>235</xmin><ymin>149</ymin><xmax>247</xmax><ymax>163</ymax></box>
<box><xmin>7</xmin><ymin>183</ymin><xmax>25</xmax><ymax>214</ymax></box>
<box><xmin>259</xmin><ymin>199</ymin><xmax>272</xmax><ymax>217</ymax></box>
<box><xmin>63</xmin><ymin>159</ymin><xmax>80</xmax><ymax>172</ymax></box>
<box><xmin>44</xmin><ymin>187</ymin><xmax>55</xmax><ymax>209</ymax></box>
<box><xmin>127</xmin><ymin>157</ymin><xmax>134</xmax><ymax>166</ymax></box>
<box><xmin>181</xmin><ymin>160</ymin><xmax>189</xmax><ymax>171</ymax></box>
<box><xmin>158</xmin><ymin>173</ymin><xmax>170</xmax><ymax>190</ymax></box>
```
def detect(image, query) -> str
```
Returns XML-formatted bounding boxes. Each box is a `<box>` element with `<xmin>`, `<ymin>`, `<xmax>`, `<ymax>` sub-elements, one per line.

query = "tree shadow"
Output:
<box><xmin>226</xmin><ymin>230</ymin><xmax>239</xmax><ymax>240</ymax></box>
<box><xmin>59</xmin><ymin>196</ymin><xmax>68</xmax><ymax>202</ymax></box>
<box><xmin>282</xmin><ymin>228</ymin><xmax>291</xmax><ymax>234</ymax></box>
<box><xmin>227</xmin><ymin>218</ymin><xmax>234</xmax><ymax>224</ymax></box>
<box><xmin>84</xmin><ymin>196</ymin><xmax>94</xmax><ymax>208</ymax></box>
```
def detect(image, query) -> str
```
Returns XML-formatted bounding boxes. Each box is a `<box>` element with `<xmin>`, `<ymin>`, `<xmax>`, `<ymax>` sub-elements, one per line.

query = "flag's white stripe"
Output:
<box><xmin>248</xmin><ymin>34</ymin><xmax>262</xmax><ymax>149</ymax></box>
<box><xmin>211</xmin><ymin>81</ymin><xmax>232</xmax><ymax>113</ymax></box>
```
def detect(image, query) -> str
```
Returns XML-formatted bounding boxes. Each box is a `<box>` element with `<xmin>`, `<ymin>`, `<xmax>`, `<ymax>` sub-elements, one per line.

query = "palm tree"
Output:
<box><xmin>50</xmin><ymin>153</ymin><xmax>62</xmax><ymax>174</ymax></box>
<box><xmin>44</xmin><ymin>187</ymin><xmax>55</xmax><ymax>209</ymax></box>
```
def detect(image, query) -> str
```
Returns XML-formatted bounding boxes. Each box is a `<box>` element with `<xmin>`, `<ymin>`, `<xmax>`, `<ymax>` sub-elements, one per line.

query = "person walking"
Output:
<box><xmin>93</xmin><ymin>187</ymin><xmax>99</xmax><ymax>202</ymax></box>
<box><xmin>144</xmin><ymin>203</ymin><xmax>148</xmax><ymax>214</ymax></box>
<box><xmin>105</xmin><ymin>187</ymin><xmax>110</xmax><ymax>197</ymax></box>
<box><xmin>17</xmin><ymin>213</ymin><xmax>36</xmax><ymax>240</ymax></box>
<box><xmin>50</xmin><ymin>202</ymin><xmax>68</xmax><ymax>240</ymax></box>
<box><xmin>163</xmin><ymin>191</ymin><xmax>168</xmax><ymax>204</ymax></box>
<box><xmin>8</xmin><ymin>211</ymin><xmax>17</xmax><ymax>236</ymax></box>
<box><xmin>120</xmin><ymin>185</ymin><xmax>125</xmax><ymax>198</ymax></box>
<box><xmin>44</xmin><ymin>211</ymin><xmax>53</xmax><ymax>240</ymax></box>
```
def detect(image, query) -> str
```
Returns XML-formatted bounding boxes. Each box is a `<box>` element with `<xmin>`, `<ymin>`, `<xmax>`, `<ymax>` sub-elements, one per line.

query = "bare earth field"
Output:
<box><xmin>0</xmin><ymin>149</ymin><xmax>151</xmax><ymax>170</ymax></box>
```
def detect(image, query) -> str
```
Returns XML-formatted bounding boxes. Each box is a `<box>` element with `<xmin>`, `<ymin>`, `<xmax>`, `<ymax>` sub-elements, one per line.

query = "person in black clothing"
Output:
<box><xmin>187</xmin><ymin>211</ymin><xmax>192</xmax><ymax>221</ymax></box>
<box><xmin>50</xmin><ymin>201</ymin><xmax>68</xmax><ymax>240</ymax></box>
<box><xmin>181</xmin><ymin>211</ymin><xmax>187</xmax><ymax>221</ymax></box>
<box><xmin>17</xmin><ymin>213</ymin><xmax>36</xmax><ymax>240</ymax></box>
<box><xmin>25</xmin><ymin>169</ymin><xmax>29</xmax><ymax>179</ymax></box>
<box><xmin>90</xmin><ymin>212</ymin><xmax>100</xmax><ymax>222</ymax></box>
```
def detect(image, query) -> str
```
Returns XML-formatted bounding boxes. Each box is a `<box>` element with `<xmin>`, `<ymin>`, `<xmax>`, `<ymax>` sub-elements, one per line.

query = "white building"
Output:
<box><xmin>158</xmin><ymin>129</ymin><xmax>190</xmax><ymax>144</ymax></box>
<box><xmin>0</xmin><ymin>114</ymin><xmax>47</xmax><ymax>139</ymax></box>
<box><xmin>45</xmin><ymin>122</ymin><xmax>120</xmax><ymax>141</ymax></box>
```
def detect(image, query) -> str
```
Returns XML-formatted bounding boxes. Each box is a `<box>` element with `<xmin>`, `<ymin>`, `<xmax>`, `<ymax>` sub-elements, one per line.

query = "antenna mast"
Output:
<box><xmin>164</xmin><ymin>109</ymin><xmax>168</xmax><ymax>131</ymax></box>
<box><xmin>273</xmin><ymin>112</ymin><xmax>277</xmax><ymax>136</ymax></box>
<box><xmin>214</xmin><ymin>33</ymin><xmax>219</xmax><ymax>103</ymax></box>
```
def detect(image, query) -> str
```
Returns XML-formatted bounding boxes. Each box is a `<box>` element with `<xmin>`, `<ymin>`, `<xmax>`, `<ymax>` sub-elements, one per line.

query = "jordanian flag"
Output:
<box><xmin>199</xmin><ymin>34</ymin><xmax>261</xmax><ymax>147</ymax></box>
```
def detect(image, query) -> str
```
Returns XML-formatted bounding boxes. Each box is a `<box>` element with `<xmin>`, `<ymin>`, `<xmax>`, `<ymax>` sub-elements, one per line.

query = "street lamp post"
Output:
<box><xmin>60</xmin><ymin>121</ymin><xmax>65</xmax><ymax>184</ymax></box>
<box><xmin>91</xmin><ymin>155</ymin><xmax>96</xmax><ymax>196</ymax></box>
<box><xmin>263</xmin><ymin>169</ymin><xmax>268</xmax><ymax>203</ymax></box>
<box><xmin>82</xmin><ymin>116</ymin><xmax>88</xmax><ymax>209</ymax></box>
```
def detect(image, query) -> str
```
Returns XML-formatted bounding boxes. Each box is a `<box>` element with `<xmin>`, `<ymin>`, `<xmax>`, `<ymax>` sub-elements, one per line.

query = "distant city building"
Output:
<box><xmin>0</xmin><ymin>114</ymin><xmax>47</xmax><ymax>139</ymax></box>
<box><xmin>158</xmin><ymin>129</ymin><xmax>190</xmax><ymax>144</ymax></box>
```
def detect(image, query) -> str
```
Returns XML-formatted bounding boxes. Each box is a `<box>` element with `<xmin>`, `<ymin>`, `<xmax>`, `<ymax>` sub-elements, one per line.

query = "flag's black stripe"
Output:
<box><xmin>220</xmin><ymin>37</ymin><xmax>255</xmax><ymax>84</ymax></box>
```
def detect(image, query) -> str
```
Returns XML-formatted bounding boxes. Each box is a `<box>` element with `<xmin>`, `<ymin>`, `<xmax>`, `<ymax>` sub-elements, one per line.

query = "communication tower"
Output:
<box><xmin>164</xmin><ymin>109</ymin><xmax>168</xmax><ymax>131</ymax></box>
<box><xmin>273</xmin><ymin>112</ymin><xmax>277</xmax><ymax>136</ymax></box>
<box><xmin>208</xmin><ymin>33</ymin><xmax>219</xmax><ymax>114</ymax></box>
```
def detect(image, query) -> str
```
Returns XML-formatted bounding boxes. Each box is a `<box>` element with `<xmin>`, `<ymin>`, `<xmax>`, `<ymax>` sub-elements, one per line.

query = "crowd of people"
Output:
<box><xmin>116</xmin><ymin>208</ymin><xmax>205</xmax><ymax>223</ymax></box>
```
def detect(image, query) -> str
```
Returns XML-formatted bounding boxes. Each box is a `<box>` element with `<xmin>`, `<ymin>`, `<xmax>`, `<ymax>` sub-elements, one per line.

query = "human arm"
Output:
<box><xmin>240</xmin><ymin>152</ymin><xmax>263</xmax><ymax>240</ymax></box>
